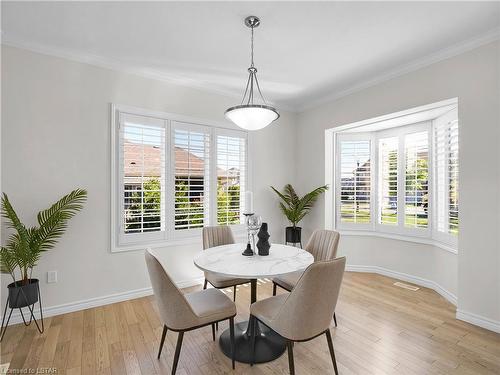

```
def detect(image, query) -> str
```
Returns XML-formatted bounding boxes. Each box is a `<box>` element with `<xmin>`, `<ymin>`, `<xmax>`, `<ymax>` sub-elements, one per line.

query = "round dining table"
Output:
<box><xmin>193</xmin><ymin>243</ymin><xmax>314</xmax><ymax>364</ymax></box>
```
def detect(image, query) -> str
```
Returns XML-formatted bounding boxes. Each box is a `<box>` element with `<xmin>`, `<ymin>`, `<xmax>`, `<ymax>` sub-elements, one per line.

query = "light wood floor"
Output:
<box><xmin>1</xmin><ymin>272</ymin><xmax>500</xmax><ymax>374</ymax></box>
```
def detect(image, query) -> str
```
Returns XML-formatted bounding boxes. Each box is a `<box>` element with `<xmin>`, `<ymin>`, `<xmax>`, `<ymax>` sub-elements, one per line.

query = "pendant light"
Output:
<box><xmin>225</xmin><ymin>16</ymin><xmax>279</xmax><ymax>131</ymax></box>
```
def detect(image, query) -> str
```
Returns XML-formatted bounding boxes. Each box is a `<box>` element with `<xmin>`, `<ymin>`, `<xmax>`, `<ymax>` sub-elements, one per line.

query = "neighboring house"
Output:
<box><xmin>123</xmin><ymin>142</ymin><xmax>240</xmax><ymax>199</ymax></box>
<box><xmin>341</xmin><ymin>160</ymin><xmax>371</xmax><ymax>202</ymax></box>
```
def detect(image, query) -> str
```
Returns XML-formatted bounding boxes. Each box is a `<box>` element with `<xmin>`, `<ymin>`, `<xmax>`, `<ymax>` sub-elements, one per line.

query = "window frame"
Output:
<box><xmin>329</xmin><ymin>100</ymin><xmax>459</xmax><ymax>252</ymax></box>
<box><xmin>111</xmin><ymin>104</ymin><xmax>250</xmax><ymax>252</ymax></box>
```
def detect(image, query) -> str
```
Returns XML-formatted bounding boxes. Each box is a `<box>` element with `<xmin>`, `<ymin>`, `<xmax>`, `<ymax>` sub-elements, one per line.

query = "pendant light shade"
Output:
<box><xmin>225</xmin><ymin>104</ymin><xmax>279</xmax><ymax>131</ymax></box>
<box><xmin>225</xmin><ymin>16</ymin><xmax>279</xmax><ymax>131</ymax></box>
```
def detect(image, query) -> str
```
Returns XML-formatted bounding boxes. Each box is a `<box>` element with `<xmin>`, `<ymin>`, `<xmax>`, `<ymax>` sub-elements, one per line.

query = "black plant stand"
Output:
<box><xmin>285</xmin><ymin>227</ymin><xmax>303</xmax><ymax>248</ymax></box>
<box><xmin>0</xmin><ymin>281</ymin><xmax>44</xmax><ymax>341</ymax></box>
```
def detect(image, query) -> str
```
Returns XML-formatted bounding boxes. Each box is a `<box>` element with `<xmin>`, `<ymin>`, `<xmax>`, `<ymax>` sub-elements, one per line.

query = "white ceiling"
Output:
<box><xmin>2</xmin><ymin>1</ymin><xmax>499</xmax><ymax>111</ymax></box>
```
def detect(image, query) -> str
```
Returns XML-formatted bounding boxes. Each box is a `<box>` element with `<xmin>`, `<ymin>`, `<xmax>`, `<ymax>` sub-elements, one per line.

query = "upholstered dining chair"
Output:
<box><xmin>250</xmin><ymin>257</ymin><xmax>346</xmax><ymax>375</ymax></box>
<box><xmin>145</xmin><ymin>250</ymin><xmax>236</xmax><ymax>374</ymax></box>
<box><xmin>272</xmin><ymin>229</ymin><xmax>341</xmax><ymax>325</ymax></box>
<box><xmin>202</xmin><ymin>226</ymin><xmax>251</xmax><ymax>301</ymax></box>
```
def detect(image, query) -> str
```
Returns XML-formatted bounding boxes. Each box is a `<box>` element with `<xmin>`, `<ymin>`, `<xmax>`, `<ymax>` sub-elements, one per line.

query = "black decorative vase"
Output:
<box><xmin>257</xmin><ymin>222</ymin><xmax>271</xmax><ymax>256</ymax></box>
<box><xmin>285</xmin><ymin>226</ymin><xmax>302</xmax><ymax>244</ymax></box>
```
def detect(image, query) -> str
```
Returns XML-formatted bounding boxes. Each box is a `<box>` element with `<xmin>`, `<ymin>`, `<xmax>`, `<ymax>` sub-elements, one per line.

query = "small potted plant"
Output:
<box><xmin>270</xmin><ymin>184</ymin><xmax>328</xmax><ymax>245</ymax></box>
<box><xmin>0</xmin><ymin>189</ymin><xmax>87</xmax><ymax>339</ymax></box>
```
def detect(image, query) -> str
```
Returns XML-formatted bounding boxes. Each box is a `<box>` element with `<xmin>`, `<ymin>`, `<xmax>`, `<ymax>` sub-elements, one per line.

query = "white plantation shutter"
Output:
<box><xmin>216</xmin><ymin>132</ymin><xmax>246</xmax><ymax>225</ymax></box>
<box><xmin>172</xmin><ymin>123</ymin><xmax>210</xmax><ymax>231</ymax></box>
<box><xmin>405</xmin><ymin>131</ymin><xmax>429</xmax><ymax>229</ymax></box>
<box><xmin>434</xmin><ymin>109</ymin><xmax>459</xmax><ymax>236</ymax></box>
<box><xmin>378</xmin><ymin>137</ymin><xmax>398</xmax><ymax>225</ymax></box>
<box><xmin>119</xmin><ymin>113</ymin><xmax>166</xmax><ymax>238</ymax></box>
<box><xmin>338</xmin><ymin>139</ymin><xmax>371</xmax><ymax>224</ymax></box>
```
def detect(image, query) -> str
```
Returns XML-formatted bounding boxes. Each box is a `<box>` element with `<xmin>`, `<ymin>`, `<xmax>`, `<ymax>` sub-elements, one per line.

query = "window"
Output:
<box><xmin>112</xmin><ymin>107</ymin><xmax>248</xmax><ymax>250</ymax></box>
<box><xmin>405</xmin><ymin>131</ymin><xmax>429</xmax><ymax>229</ymax></box>
<box><xmin>434</xmin><ymin>108</ymin><xmax>459</xmax><ymax>237</ymax></box>
<box><xmin>217</xmin><ymin>133</ymin><xmax>246</xmax><ymax>225</ymax></box>
<box><xmin>120</xmin><ymin>113</ymin><xmax>166</xmax><ymax>239</ymax></box>
<box><xmin>378</xmin><ymin>137</ymin><xmax>398</xmax><ymax>225</ymax></box>
<box><xmin>332</xmin><ymin>102</ymin><xmax>459</xmax><ymax>247</ymax></box>
<box><xmin>173</xmin><ymin>123</ymin><xmax>210</xmax><ymax>231</ymax></box>
<box><xmin>338</xmin><ymin>140</ymin><xmax>371</xmax><ymax>224</ymax></box>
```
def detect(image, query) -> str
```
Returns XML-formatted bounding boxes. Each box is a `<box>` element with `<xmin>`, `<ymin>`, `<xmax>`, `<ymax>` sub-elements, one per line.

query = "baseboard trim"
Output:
<box><xmin>346</xmin><ymin>264</ymin><xmax>458</xmax><ymax>306</ymax></box>
<box><xmin>456</xmin><ymin>309</ymin><xmax>500</xmax><ymax>334</ymax></box>
<box><xmin>3</xmin><ymin>277</ymin><xmax>204</xmax><ymax>325</ymax></box>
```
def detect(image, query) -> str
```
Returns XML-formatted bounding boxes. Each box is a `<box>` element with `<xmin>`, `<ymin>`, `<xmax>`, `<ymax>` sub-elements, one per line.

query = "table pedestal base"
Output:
<box><xmin>219</xmin><ymin>320</ymin><xmax>286</xmax><ymax>363</ymax></box>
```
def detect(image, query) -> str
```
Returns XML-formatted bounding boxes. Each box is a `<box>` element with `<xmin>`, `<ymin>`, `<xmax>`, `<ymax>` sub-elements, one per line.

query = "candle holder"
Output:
<box><xmin>242</xmin><ymin>213</ymin><xmax>262</xmax><ymax>256</ymax></box>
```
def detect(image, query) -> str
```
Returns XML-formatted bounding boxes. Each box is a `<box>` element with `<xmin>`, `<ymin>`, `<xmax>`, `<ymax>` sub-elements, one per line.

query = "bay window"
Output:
<box><xmin>334</xmin><ymin>104</ymin><xmax>459</xmax><ymax>248</ymax></box>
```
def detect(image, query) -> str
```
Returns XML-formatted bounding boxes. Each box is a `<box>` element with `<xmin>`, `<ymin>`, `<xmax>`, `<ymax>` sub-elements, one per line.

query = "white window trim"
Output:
<box><xmin>110</xmin><ymin>104</ymin><xmax>251</xmax><ymax>253</ymax></box>
<box><xmin>325</xmin><ymin>98</ymin><xmax>459</xmax><ymax>252</ymax></box>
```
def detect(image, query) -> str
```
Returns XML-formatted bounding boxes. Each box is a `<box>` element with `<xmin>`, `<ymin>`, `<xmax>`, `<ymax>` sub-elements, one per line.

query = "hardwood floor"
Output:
<box><xmin>1</xmin><ymin>272</ymin><xmax>500</xmax><ymax>374</ymax></box>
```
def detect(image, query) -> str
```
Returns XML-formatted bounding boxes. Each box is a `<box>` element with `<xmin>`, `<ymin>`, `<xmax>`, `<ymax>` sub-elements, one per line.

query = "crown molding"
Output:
<box><xmin>0</xmin><ymin>34</ymin><xmax>293</xmax><ymax>113</ymax></box>
<box><xmin>2</xmin><ymin>27</ymin><xmax>499</xmax><ymax>114</ymax></box>
<box><xmin>297</xmin><ymin>27</ymin><xmax>500</xmax><ymax>112</ymax></box>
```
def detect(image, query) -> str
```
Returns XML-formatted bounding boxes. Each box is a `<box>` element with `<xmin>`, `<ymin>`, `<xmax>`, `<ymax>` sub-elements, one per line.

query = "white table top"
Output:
<box><xmin>193</xmin><ymin>243</ymin><xmax>314</xmax><ymax>279</ymax></box>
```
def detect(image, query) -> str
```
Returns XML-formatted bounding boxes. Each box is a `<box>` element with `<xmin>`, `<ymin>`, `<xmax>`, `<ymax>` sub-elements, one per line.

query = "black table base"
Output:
<box><xmin>219</xmin><ymin>320</ymin><xmax>286</xmax><ymax>363</ymax></box>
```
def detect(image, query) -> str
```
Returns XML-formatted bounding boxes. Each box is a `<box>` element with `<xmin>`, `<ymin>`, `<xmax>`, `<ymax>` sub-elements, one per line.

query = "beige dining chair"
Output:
<box><xmin>272</xmin><ymin>229</ymin><xmax>341</xmax><ymax>325</ymax></box>
<box><xmin>202</xmin><ymin>226</ymin><xmax>251</xmax><ymax>302</ymax></box>
<box><xmin>250</xmin><ymin>257</ymin><xmax>346</xmax><ymax>375</ymax></box>
<box><xmin>145</xmin><ymin>250</ymin><xmax>236</xmax><ymax>374</ymax></box>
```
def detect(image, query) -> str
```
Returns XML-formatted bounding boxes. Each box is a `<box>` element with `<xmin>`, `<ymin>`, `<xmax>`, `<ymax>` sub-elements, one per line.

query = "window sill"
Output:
<box><xmin>338</xmin><ymin>230</ymin><xmax>458</xmax><ymax>254</ymax></box>
<box><xmin>111</xmin><ymin>226</ymin><xmax>248</xmax><ymax>253</ymax></box>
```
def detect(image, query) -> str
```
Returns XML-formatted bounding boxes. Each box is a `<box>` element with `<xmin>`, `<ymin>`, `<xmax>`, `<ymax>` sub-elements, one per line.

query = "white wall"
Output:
<box><xmin>1</xmin><ymin>45</ymin><xmax>296</xmax><ymax>312</ymax></box>
<box><xmin>296</xmin><ymin>41</ymin><xmax>500</xmax><ymax>327</ymax></box>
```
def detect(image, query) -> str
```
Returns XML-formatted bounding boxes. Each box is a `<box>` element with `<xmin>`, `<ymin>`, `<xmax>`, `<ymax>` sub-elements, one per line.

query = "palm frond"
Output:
<box><xmin>283</xmin><ymin>184</ymin><xmax>299</xmax><ymax>205</ymax></box>
<box><xmin>0</xmin><ymin>247</ymin><xmax>17</xmax><ymax>280</ymax></box>
<box><xmin>296</xmin><ymin>185</ymin><xmax>329</xmax><ymax>212</ymax></box>
<box><xmin>270</xmin><ymin>186</ymin><xmax>291</xmax><ymax>206</ymax></box>
<box><xmin>37</xmin><ymin>189</ymin><xmax>87</xmax><ymax>226</ymax></box>
<box><xmin>1</xmin><ymin>193</ymin><xmax>30</xmax><ymax>245</ymax></box>
<box><xmin>33</xmin><ymin>189</ymin><xmax>87</xmax><ymax>253</ymax></box>
<box><xmin>270</xmin><ymin>184</ymin><xmax>328</xmax><ymax>227</ymax></box>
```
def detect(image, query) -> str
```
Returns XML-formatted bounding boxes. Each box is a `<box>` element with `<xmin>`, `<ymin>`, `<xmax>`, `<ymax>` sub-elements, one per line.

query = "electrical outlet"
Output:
<box><xmin>47</xmin><ymin>270</ymin><xmax>58</xmax><ymax>283</ymax></box>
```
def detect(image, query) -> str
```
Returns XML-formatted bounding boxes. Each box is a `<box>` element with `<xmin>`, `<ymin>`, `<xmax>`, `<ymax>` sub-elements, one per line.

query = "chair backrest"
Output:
<box><xmin>270</xmin><ymin>257</ymin><xmax>346</xmax><ymax>341</ymax></box>
<box><xmin>305</xmin><ymin>229</ymin><xmax>340</xmax><ymax>261</ymax></box>
<box><xmin>144</xmin><ymin>250</ymin><xmax>197</xmax><ymax>330</ymax></box>
<box><xmin>202</xmin><ymin>226</ymin><xmax>235</xmax><ymax>250</ymax></box>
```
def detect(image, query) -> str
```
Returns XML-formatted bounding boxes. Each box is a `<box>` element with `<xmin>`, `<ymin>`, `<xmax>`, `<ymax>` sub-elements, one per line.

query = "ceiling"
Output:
<box><xmin>2</xmin><ymin>2</ymin><xmax>499</xmax><ymax>111</ymax></box>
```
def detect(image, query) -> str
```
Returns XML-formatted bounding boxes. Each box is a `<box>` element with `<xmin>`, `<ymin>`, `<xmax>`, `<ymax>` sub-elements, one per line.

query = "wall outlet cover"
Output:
<box><xmin>47</xmin><ymin>270</ymin><xmax>58</xmax><ymax>283</ymax></box>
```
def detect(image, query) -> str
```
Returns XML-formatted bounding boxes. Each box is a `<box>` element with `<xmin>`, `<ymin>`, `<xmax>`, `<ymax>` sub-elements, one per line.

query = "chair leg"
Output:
<box><xmin>333</xmin><ymin>312</ymin><xmax>338</xmax><ymax>327</ymax></box>
<box><xmin>157</xmin><ymin>325</ymin><xmax>167</xmax><ymax>359</ymax></box>
<box><xmin>325</xmin><ymin>329</ymin><xmax>339</xmax><ymax>375</ymax></box>
<box><xmin>211</xmin><ymin>323</ymin><xmax>216</xmax><ymax>341</ymax></box>
<box><xmin>250</xmin><ymin>315</ymin><xmax>256</xmax><ymax>366</ymax></box>
<box><xmin>229</xmin><ymin>317</ymin><xmax>235</xmax><ymax>369</ymax></box>
<box><xmin>203</xmin><ymin>279</ymin><xmax>208</xmax><ymax>290</ymax></box>
<box><xmin>272</xmin><ymin>282</ymin><xmax>277</xmax><ymax>296</ymax></box>
<box><xmin>233</xmin><ymin>285</ymin><xmax>237</xmax><ymax>302</ymax></box>
<box><xmin>172</xmin><ymin>331</ymin><xmax>184</xmax><ymax>375</ymax></box>
<box><xmin>287</xmin><ymin>340</ymin><xmax>295</xmax><ymax>375</ymax></box>
<box><xmin>216</xmin><ymin>321</ymin><xmax>218</xmax><ymax>331</ymax></box>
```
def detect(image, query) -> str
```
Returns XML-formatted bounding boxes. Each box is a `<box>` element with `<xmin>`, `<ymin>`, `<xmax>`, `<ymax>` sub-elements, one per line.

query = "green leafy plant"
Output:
<box><xmin>270</xmin><ymin>184</ymin><xmax>328</xmax><ymax>227</ymax></box>
<box><xmin>0</xmin><ymin>189</ymin><xmax>87</xmax><ymax>284</ymax></box>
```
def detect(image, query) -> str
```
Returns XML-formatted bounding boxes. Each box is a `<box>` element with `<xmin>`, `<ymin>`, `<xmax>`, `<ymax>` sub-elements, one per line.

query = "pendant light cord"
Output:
<box><xmin>240</xmin><ymin>20</ymin><xmax>268</xmax><ymax>106</ymax></box>
<box><xmin>250</xmin><ymin>25</ymin><xmax>254</xmax><ymax>68</ymax></box>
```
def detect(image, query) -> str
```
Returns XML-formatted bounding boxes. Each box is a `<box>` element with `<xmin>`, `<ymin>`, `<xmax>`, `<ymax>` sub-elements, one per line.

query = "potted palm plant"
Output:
<box><xmin>270</xmin><ymin>184</ymin><xmax>328</xmax><ymax>245</ymax></box>
<box><xmin>0</xmin><ymin>189</ymin><xmax>87</xmax><ymax>338</ymax></box>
